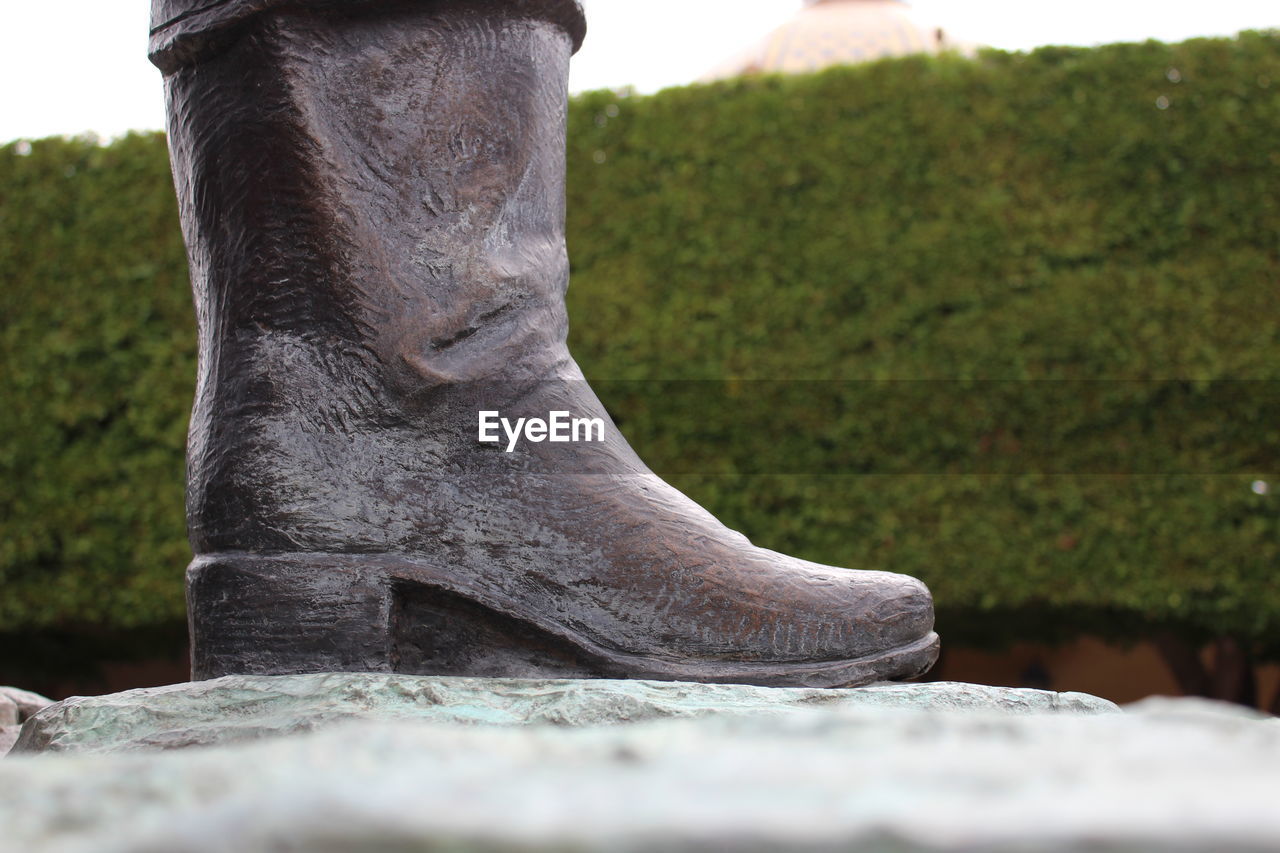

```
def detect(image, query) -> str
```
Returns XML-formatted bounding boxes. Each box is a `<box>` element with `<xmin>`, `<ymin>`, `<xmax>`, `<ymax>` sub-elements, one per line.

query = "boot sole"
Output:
<box><xmin>187</xmin><ymin>552</ymin><xmax>940</xmax><ymax>688</ymax></box>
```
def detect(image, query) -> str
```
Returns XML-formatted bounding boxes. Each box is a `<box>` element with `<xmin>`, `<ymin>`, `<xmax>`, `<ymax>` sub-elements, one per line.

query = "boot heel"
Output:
<box><xmin>187</xmin><ymin>554</ymin><xmax>397</xmax><ymax>680</ymax></box>
<box><xmin>188</xmin><ymin>553</ymin><xmax>606</xmax><ymax>681</ymax></box>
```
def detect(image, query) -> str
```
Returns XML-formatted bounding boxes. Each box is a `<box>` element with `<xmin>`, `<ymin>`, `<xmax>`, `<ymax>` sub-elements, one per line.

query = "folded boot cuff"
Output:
<box><xmin>149</xmin><ymin>0</ymin><xmax>587</xmax><ymax>73</ymax></box>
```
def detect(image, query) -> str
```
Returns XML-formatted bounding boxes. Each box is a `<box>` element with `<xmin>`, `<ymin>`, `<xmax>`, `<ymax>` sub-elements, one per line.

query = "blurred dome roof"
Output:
<box><xmin>704</xmin><ymin>0</ymin><xmax>969</xmax><ymax>81</ymax></box>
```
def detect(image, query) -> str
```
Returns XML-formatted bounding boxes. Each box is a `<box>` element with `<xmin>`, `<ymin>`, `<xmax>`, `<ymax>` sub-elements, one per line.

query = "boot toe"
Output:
<box><xmin>717</xmin><ymin>557</ymin><xmax>938</xmax><ymax>686</ymax></box>
<box><xmin>849</xmin><ymin>569</ymin><xmax>935</xmax><ymax>648</ymax></box>
<box><xmin>727</xmin><ymin>550</ymin><xmax>935</xmax><ymax>667</ymax></box>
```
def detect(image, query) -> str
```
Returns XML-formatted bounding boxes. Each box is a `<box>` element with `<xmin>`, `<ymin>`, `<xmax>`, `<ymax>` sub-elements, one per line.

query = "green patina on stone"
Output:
<box><xmin>13</xmin><ymin>674</ymin><xmax>1117</xmax><ymax>754</ymax></box>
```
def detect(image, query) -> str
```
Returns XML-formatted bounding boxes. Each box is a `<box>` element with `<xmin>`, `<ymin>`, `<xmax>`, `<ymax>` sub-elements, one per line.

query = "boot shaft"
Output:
<box><xmin>155</xmin><ymin>1</ymin><xmax>588</xmax><ymax>550</ymax></box>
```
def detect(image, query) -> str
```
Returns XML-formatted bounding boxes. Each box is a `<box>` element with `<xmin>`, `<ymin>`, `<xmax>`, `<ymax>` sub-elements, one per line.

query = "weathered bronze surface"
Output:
<box><xmin>151</xmin><ymin>0</ymin><xmax>939</xmax><ymax>687</ymax></box>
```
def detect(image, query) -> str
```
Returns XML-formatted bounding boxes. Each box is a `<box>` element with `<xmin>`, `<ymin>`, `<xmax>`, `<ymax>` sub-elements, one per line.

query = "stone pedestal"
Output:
<box><xmin>5</xmin><ymin>675</ymin><xmax>1278</xmax><ymax>852</ymax></box>
<box><xmin>12</xmin><ymin>674</ymin><xmax>1115</xmax><ymax>753</ymax></box>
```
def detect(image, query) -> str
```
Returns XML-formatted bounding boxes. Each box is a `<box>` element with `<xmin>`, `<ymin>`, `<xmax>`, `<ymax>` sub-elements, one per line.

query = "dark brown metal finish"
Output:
<box><xmin>153</xmin><ymin>0</ymin><xmax>939</xmax><ymax>687</ymax></box>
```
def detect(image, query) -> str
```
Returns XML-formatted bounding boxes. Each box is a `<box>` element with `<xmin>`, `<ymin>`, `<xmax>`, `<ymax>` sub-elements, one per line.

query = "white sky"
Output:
<box><xmin>1</xmin><ymin>1</ymin><xmax>1277</xmax><ymax>144</ymax></box>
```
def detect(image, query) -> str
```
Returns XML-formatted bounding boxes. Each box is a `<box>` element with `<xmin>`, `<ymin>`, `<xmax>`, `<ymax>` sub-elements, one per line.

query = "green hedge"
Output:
<box><xmin>2</xmin><ymin>33</ymin><xmax>1278</xmax><ymax>654</ymax></box>
<box><xmin>563</xmin><ymin>34</ymin><xmax>1280</xmax><ymax>653</ymax></box>
<box><xmin>1</xmin><ymin>133</ymin><xmax>192</xmax><ymax>630</ymax></box>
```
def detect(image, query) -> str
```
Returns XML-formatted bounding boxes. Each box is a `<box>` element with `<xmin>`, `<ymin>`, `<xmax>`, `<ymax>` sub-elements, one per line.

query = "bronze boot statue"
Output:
<box><xmin>150</xmin><ymin>0</ymin><xmax>940</xmax><ymax>687</ymax></box>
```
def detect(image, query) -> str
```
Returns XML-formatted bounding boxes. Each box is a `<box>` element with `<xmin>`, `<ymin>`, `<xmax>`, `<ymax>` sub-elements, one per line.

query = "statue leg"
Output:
<box><xmin>152</xmin><ymin>0</ymin><xmax>940</xmax><ymax>686</ymax></box>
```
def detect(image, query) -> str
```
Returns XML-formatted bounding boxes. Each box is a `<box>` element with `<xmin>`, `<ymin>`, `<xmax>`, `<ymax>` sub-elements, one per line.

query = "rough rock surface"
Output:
<box><xmin>0</xmin><ymin>686</ymin><xmax>52</xmax><ymax>755</ymax></box>
<box><xmin>0</xmin><ymin>697</ymin><xmax>15</xmax><ymax>755</ymax></box>
<box><xmin>13</xmin><ymin>674</ymin><xmax>1116</xmax><ymax>753</ymax></box>
<box><xmin>1</xmin><ymin>677</ymin><xmax>1277</xmax><ymax>853</ymax></box>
